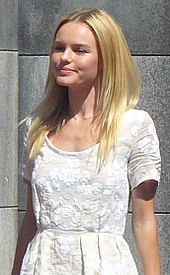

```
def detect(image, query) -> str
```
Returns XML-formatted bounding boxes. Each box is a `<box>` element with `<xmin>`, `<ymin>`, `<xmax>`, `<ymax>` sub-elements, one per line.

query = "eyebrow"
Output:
<box><xmin>53</xmin><ymin>40</ymin><xmax>92</xmax><ymax>49</ymax></box>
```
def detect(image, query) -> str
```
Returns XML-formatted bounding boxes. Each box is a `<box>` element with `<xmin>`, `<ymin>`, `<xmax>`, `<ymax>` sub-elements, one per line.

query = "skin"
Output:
<box><xmin>50</xmin><ymin>22</ymin><xmax>101</xmax><ymax>151</ymax></box>
<box><xmin>12</xmin><ymin>22</ymin><xmax>161</xmax><ymax>274</ymax></box>
<box><xmin>11</xmin><ymin>181</ymin><xmax>37</xmax><ymax>275</ymax></box>
<box><xmin>52</xmin><ymin>22</ymin><xmax>100</xmax><ymax>92</ymax></box>
<box><xmin>132</xmin><ymin>181</ymin><xmax>161</xmax><ymax>275</ymax></box>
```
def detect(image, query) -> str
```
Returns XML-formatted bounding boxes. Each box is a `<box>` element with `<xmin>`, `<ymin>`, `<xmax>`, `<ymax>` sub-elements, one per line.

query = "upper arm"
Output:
<box><xmin>131</xmin><ymin>180</ymin><xmax>158</xmax><ymax>222</ymax></box>
<box><xmin>128</xmin><ymin>111</ymin><xmax>161</xmax><ymax>191</ymax></box>
<box><xmin>19</xmin><ymin>118</ymin><xmax>33</xmax><ymax>183</ymax></box>
<box><xmin>19</xmin><ymin>119</ymin><xmax>36</xmax><ymax>229</ymax></box>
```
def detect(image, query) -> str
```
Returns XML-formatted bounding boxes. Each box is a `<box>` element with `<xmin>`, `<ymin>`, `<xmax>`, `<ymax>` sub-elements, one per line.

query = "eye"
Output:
<box><xmin>74</xmin><ymin>48</ymin><xmax>87</xmax><ymax>55</ymax></box>
<box><xmin>53</xmin><ymin>45</ymin><xmax>65</xmax><ymax>52</ymax></box>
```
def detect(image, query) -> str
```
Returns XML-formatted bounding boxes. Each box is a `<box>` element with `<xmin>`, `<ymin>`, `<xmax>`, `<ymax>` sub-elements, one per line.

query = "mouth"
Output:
<box><xmin>57</xmin><ymin>67</ymin><xmax>75</xmax><ymax>74</ymax></box>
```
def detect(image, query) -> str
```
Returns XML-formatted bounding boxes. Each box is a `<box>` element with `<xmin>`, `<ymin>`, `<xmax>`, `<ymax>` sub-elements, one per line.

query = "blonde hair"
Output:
<box><xmin>28</xmin><ymin>8</ymin><xmax>140</xmax><ymax>169</ymax></box>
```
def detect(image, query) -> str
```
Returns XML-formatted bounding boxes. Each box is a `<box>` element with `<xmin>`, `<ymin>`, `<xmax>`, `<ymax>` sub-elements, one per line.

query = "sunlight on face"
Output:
<box><xmin>51</xmin><ymin>22</ymin><xmax>100</xmax><ymax>89</ymax></box>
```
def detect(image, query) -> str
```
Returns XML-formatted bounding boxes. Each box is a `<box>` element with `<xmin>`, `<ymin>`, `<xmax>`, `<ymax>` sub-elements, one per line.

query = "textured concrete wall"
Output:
<box><xmin>17</xmin><ymin>1</ymin><xmax>170</xmax><ymax>274</ymax></box>
<box><xmin>0</xmin><ymin>0</ymin><xmax>18</xmax><ymax>274</ymax></box>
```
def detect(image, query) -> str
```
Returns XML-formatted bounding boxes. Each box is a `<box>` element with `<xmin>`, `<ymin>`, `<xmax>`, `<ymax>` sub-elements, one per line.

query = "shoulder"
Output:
<box><xmin>21</xmin><ymin>116</ymin><xmax>34</xmax><ymax>147</ymax></box>
<box><xmin>122</xmin><ymin>109</ymin><xmax>155</xmax><ymax>128</ymax></box>
<box><xmin>123</xmin><ymin>108</ymin><xmax>151</xmax><ymax>122</ymax></box>
<box><xmin>119</xmin><ymin>109</ymin><xmax>157</xmax><ymax>140</ymax></box>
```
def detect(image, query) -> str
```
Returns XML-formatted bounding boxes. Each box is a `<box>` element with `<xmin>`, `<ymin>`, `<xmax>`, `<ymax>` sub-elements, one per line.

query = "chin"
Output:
<box><xmin>57</xmin><ymin>81</ymin><xmax>69</xmax><ymax>87</ymax></box>
<box><xmin>56</xmin><ymin>77</ymin><xmax>75</xmax><ymax>87</ymax></box>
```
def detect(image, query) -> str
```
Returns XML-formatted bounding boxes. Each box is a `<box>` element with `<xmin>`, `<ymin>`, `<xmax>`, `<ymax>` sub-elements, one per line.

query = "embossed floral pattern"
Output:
<box><xmin>20</xmin><ymin>109</ymin><xmax>161</xmax><ymax>275</ymax></box>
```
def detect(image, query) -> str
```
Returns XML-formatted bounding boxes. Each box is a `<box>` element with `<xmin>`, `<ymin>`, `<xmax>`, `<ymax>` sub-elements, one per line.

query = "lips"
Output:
<box><xmin>57</xmin><ymin>67</ymin><xmax>75</xmax><ymax>73</ymax></box>
<box><xmin>61</xmin><ymin>67</ymin><xmax>75</xmax><ymax>72</ymax></box>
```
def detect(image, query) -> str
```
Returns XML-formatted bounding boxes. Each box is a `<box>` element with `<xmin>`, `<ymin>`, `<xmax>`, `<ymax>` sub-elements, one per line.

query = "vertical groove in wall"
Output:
<box><xmin>0</xmin><ymin>0</ymin><xmax>19</xmax><ymax>274</ymax></box>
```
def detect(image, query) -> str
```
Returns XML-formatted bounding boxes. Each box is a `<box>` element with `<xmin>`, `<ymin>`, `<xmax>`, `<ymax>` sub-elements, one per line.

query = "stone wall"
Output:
<box><xmin>0</xmin><ymin>0</ymin><xmax>18</xmax><ymax>274</ymax></box>
<box><xmin>0</xmin><ymin>1</ymin><xmax>169</xmax><ymax>274</ymax></box>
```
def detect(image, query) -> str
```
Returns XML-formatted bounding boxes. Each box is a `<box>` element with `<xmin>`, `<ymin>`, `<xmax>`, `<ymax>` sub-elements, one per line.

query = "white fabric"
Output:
<box><xmin>20</xmin><ymin>109</ymin><xmax>161</xmax><ymax>275</ymax></box>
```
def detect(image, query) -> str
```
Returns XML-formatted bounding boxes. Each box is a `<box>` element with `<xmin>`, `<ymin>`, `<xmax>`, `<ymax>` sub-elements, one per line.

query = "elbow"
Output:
<box><xmin>132</xmin><ymin>213</ymin><xmax>158</xmax><ymax>237</ymax></box>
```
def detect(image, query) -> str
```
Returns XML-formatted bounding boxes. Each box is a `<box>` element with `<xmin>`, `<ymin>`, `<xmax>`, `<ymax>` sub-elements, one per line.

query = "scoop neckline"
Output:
<box><xmin>45</xmin><ymin>136</ymin><xmax>99</xmax><ymax>157</ymax></box>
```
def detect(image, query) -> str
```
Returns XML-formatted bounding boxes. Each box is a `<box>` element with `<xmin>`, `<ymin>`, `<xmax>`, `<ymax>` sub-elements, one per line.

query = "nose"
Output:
<box><xmin>60</xmin><ymin>48</ymin><xmax>72</xmax><ymax>63</ymax></box>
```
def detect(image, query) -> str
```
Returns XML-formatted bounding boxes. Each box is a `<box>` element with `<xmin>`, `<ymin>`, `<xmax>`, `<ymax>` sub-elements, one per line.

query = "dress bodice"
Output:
<box><xmin>21</xmin><ymin>109</ymin><xmax>161</xmax><ymax>236</ymax></box>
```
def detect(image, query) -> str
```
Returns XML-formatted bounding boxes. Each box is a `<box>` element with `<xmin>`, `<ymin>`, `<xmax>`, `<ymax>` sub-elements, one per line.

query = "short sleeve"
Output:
<box><xmin>128</xmin><ymin>111</ymin><xmax>161</xmax><ymax>190</ymax></box>
<box><xmin>19</xmin><ymin>118</ymin><xmax>34</xmax><ymax>182</ymax></box>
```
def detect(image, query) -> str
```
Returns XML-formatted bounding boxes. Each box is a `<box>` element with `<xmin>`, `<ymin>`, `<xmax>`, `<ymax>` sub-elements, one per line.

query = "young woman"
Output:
<box><xmin>12</xmin><ymin>8</ymin><xmax>161</xmax><ymax>275</ymax></box>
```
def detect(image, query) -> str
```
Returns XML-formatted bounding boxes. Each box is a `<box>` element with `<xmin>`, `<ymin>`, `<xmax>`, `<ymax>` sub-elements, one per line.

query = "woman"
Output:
<box><xmin>12</xmin><ymin>8</ymin><xmax>161</xmax><ymax>275</ymax></box>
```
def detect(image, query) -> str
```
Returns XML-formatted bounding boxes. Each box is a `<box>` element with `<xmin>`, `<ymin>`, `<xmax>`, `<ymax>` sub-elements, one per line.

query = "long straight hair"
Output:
<box><xmin>27</xmin><ymin>8</ymin><xmax>140</xmax><ymax>169</ymax></box>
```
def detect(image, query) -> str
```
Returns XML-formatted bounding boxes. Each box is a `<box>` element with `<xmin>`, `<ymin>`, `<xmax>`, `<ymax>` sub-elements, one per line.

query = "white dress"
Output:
<box><xmin>20</xmin><ymin>109</ymin><xmax>161</xmax><ymax>275</ymax></box>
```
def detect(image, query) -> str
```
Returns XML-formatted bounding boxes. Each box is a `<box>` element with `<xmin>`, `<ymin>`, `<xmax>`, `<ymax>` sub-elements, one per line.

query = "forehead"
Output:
<box><xmin>55</xmin><ymin>22</ymin><xmax>97</xmax><ymax>46</ymax></box>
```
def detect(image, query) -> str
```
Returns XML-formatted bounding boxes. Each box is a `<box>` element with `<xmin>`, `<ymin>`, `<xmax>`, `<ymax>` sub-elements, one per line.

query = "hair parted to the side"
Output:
<box><xmin>27</xmin><ymin>8</ymin><xmax>140</xmax><ymax>170</ymax></box>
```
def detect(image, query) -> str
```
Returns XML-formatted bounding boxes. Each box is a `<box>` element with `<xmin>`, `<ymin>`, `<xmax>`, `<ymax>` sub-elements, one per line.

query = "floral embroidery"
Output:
<box><xmin>48</xmin><ymin>167</ymin><xmax>91</xmax><ymax>185</ymax></box>
<box><xmin>20</xmin><ymin>109</ymin><xmax>160</xmax><ymax>275</ymax></box>
<box><xmin>57</xmin><ymin>236</ymin><xmax>74</xmax><ymax>256</ymax></box>
<box><xmin>137</xmin><ymin>136</ymin><xmax>152</xmax><ymax>153</ymax></box>
<box><xmin>131</xmin><ymin>125</ymin><xmax>140</xmax><ymax>137</ymax></box>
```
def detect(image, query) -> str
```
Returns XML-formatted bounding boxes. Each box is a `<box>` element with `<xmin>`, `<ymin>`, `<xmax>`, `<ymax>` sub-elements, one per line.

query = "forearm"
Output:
<box><xmin>11</xmin><ymin>217</ymin><xmax>37</xmax><ymax>275</ymax></box>
<box><xmin>132</xmin><ymin>215</ymin><xmax>161</xmax><ymax>275</ymax></box>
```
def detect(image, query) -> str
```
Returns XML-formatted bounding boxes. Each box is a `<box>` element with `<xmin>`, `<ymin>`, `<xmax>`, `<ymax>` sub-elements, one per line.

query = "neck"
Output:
<box><xmin>68</xmin><ymin>85</ymin><xmax>98</xmax><ymax>120</ymax></box>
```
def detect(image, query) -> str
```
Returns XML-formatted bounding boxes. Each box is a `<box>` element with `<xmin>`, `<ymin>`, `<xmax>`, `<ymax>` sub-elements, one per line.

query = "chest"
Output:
<box><xmin>32</xmin><ymin>141</ymin><xmax>131</xmax><ymax>200</ymax></box>
<box><xmin>48</xmin><ymin>119</ymin><xmax>99</xmax><ymax>152</ymax></box>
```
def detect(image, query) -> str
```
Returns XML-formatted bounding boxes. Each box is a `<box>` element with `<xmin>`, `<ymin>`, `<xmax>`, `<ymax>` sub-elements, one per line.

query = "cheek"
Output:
<box><xmin>78</xmin><ymin>57</ymin><xmax>99</xmax><ymax>77</ymax></box>
<box><xmin>51</xmin><ymin>53</ymin><xmax>59</xmax><ymax>67</ymax></box>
